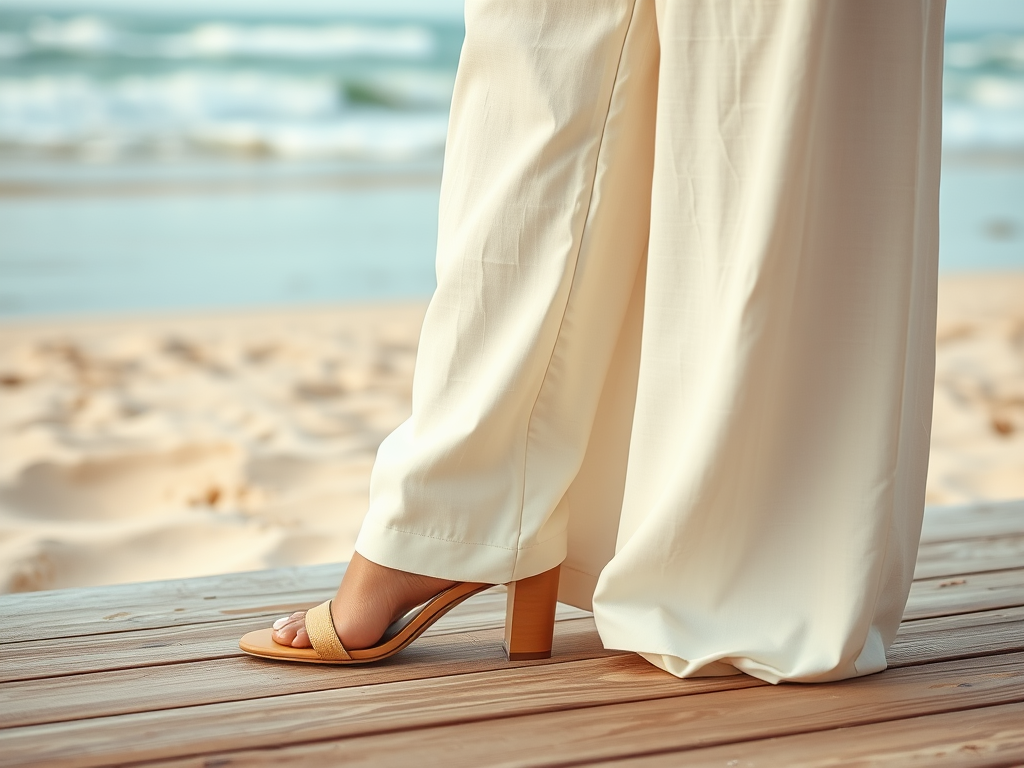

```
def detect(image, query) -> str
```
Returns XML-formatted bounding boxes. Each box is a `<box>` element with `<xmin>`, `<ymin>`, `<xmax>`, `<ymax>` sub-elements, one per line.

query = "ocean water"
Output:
<box><xmin>0</xmin><ymin>179</ymin><xmax>442</xmax><ymax>314</ymax></box>
<box><xmin>0</xmin><ymin>3</ymin><xmax>1022</xmax><ymax>316</ymax></box>
<box><xmin>0</xmin><ymin>9</ymin><xmax>462</xmax><ymax>161</ymax></box>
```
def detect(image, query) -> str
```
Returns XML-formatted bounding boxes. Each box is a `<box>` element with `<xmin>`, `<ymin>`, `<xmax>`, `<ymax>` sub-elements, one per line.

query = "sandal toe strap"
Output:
<box><xmin>305</xmin><ymin>600</ymin><xmax>351</xmax><ymax>661</ymax></box>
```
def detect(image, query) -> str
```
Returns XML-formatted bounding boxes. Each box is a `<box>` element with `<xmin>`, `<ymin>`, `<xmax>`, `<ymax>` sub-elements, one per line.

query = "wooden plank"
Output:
<box><xmin>603</xmin><ymin>700</ymin><xmax>1024</xmax><ymax>767</ymax></box>
<box><xmin>0</xmin><ymin>589</ymin><xmax>588</xmax><ymax>683</ymax></box>
<box><xmin>2</xmin><ymin>592</ymin><xmax>993</xmax><ymax>688</ymax></box>
<box><xmin>0</xmin><ymin>498</ymin><xmax>1013</xmax><ymax>646</ymax></box>
<box><xmin>920</xmin><ymin>500</ymin><xmax>1024</xmax><ymax>544</ymax></box>
<box><xmin>0</xmin><ymin>563</ymin><xmax>344</xmax><ymax>644</ymax></box>
<box><xmin>0</xmin><ymin>568</ymin><xmax>588</xmax><ymax>650</ymax></box>
<box><xmin>2</xmin><ymin>500</ymin><xmax>1015</xmax><ymax>646</ymax></box>
<box><xmin>4</xmin><ymin>557</ymin><xmax>1014</xmax><ymax>686</ymax></box>
<box><xmin>915</xmin><ymin>533</ymin><xmax>1024</xmax><ymax>580</ymax></box>
<box><xmin>1</xmin><ymin>559</ymin><xmax>1020</xmax><ymax>720</ymax></box>
<box><xmin>0</xmin><ymin>615</ymin><xmax>271</xmax><ymax>684</ymax></box>
<box><xmin>141</xmin><ymin>650</ymin><xmax>1024</xmax><ymax>768</ymax></box>
<box><xmin>0</xmin><ymin>504</ymin><xmax>1016</xmax><ymax>753</ymax></box>
<box><xmin>0</xmin><ymin>618</ymin><xmax>614</xmax><ymax>729</ymax></box>
<box><xmin>904</xmin><ymin>567</ymin><xmax>1024</xmax><ymax>620</ymax></box>
<box><xmin>3</xmin><ymin>553</ymin><xmax>1015</xmax><ymax>683</ymax></box>
<box><xmin>0</xmin><ymin>654</ymin><xmax>762</xmax><ymax>768</ymax></box>
<box><xmin>5</xmin><ymin>606</ymin><xmax>1024</xmax><ymax>768</ymax></box>
<box><xmin>889</xmin><ymin>606</ymin><xmax>1024</xmax><ymax>668</ymax></box>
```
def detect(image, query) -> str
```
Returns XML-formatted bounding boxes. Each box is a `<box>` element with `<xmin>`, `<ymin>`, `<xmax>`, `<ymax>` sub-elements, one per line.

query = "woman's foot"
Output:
<box><xmin>270</xmin><ymin>552</ymin><xmax>457</xmax><ymax>650</ymax></box>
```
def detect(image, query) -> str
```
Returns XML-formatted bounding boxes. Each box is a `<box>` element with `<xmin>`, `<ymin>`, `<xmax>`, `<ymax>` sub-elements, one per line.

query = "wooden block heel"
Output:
<box><xmin>503</xmin><ymin>565</ymin><xmax>560</xmax><ymax>661</ymax></box>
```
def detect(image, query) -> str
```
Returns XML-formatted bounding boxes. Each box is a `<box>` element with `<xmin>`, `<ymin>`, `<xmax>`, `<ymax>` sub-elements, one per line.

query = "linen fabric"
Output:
<box><xmin>355</xmin><ymin>0</ymin><xmax>945</xmax><ymax>683</ymax></box>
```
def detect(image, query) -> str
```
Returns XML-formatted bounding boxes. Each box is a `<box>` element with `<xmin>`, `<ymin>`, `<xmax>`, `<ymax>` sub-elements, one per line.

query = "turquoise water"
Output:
<box><xmin>0</xmin><ymin>5</ymin><xmax>457</xmax><ymax>314</ymax></box>
<box><xmin>0</xmin><ymin>2</ymin><xmax>1022</xmax><ymax>316</ymax></box>
<box><xmin>0</xmin><ymin>179</ymin><xmax>442</xmax><ymax>314</ymax></box>
<box><xmin>1</xmin><ymin>162</ymin><xmax>1019</xmax><ymax>315</ymax></box>
<box><xmin>0</xmin><ymin>9</ymin><xmax>464</xmax><ymax>161</ymax></box>
<box><xmin>940</xmin><ymin>162</ymin><xmax>1024</xmax><ymax>272</ymax></box>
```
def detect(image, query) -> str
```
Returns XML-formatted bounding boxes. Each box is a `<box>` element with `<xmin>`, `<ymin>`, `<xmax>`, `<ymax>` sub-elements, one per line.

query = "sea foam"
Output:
<box><xmin>0</xmin><ymin>71</ymin><xmax>451</xmax><ymax>159</ymax></box>
<box><xmin>17</xmin><ymin>15</ymin><xmax>436</xmax><ymax>60</ymax></box>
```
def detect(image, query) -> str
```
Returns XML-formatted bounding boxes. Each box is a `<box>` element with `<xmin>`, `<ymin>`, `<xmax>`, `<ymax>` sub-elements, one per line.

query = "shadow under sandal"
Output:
<box><xmin>238</xmin><ymin>565</ymin><xmax>561</xmax><ymax>664</ymax></box>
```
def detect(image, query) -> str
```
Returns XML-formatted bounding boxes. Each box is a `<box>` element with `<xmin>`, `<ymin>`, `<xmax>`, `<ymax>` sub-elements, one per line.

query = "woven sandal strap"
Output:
<box><xmin>305</xmin><ymin>600</ymin><xmax>350</xmax><ymax>661</ymax></box>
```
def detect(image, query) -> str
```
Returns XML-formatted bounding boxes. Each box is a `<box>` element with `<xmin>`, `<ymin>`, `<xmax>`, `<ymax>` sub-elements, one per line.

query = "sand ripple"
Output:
<box><xmin>0</xmin><ymin>275</ymin><xmax>1021</xmax><ymax>593</ymax></box>
<box><xmin>929</xmin><ymin>274</ymin><xmax>1024</xmax><ymax>504</ymax></box>
<box><xmin>0</xmin><ymin>303</ymin><xmax>422</xmax><ymax>592</ymax></box>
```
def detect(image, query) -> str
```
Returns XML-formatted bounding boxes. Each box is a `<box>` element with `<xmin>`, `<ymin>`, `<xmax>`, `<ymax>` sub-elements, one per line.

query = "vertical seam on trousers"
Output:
<box><xmin>510</xmin><ymin>0</ymin><xmax>643</xmax><ymax>575</ymax></box>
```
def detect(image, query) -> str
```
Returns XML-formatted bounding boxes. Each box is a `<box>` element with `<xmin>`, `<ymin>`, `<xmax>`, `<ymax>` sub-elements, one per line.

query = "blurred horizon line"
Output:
<box><xmin>0</xmin><ymin>0</ymin><xmax>467</xmax><ymax>21</ymax></box>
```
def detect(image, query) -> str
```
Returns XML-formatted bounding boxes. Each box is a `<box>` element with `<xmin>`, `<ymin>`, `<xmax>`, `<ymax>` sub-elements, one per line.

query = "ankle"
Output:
<box><xmin>330</xmin><ymin>555</ymin><xmax>457</xmax><ymax>650</ymax></box>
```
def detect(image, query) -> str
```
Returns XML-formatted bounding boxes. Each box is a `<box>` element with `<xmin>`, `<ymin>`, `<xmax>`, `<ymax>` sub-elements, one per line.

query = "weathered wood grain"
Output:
<box><xmin>920</xmin><ymin>501</ymin><xmax>1024</xmax><ymax>544</ymax></box>
<box><xmin>890</xmin><ymin>605</ymin><xmax>1024</xmax><ymax>668</ymax></box>
<box><xmin>2</xmin><ymin>501</ymin><xmax>1022</xmax><ymax>768</ymax></box>
<box><xmin>0</xmin><ymin>563</ymin><xmax>344</xmax><ymax>644</ymax></box>
<box><xmin>144</xmin><ymin>651</ymin><xmax>1024</xmax><ymax>768</ymax></box>
<box><xmin>915</xmin><ymin>533</ymin><xmax>1024</xmax><ymax>580</ymax></box>
<box><xmin>0</xmin><ymin>618</ymin><xmax>613</xmax><ymax>729</ymax></box>
<box><xmin>0</xmin><ymin>654</ymin><xmax>762</xmax><ymax>768</ymax></box>
<box><xmin>904</xmin><ymin>567</ymin><xmax>1024</xmax><ymax>620</ymax></box>
<box><xmin>0</xmin><ymin>615</ymin><xmax>288</xmax><ymax>684</ymax></box>
<box><xmin>5</xmin><ymin>606</ymin><xmax>1024</xmax><ymax>768</ymax></box>
<box><xmin>0</xmin><ymin>586</ymin><xmax>586</xmax><ymax>684</ymax></box>
<box><xmin>0</xmin><ymin>500</ymin><xmax>1016</xmax><ymax>647</ymax></box>
<box><xmin>604</xmin><ymin>700</ymin><xmax>1024</xmax><ymax>767</ymax></box>
<box><xmin>5</xmin><ymin>562</ymin><xmax>1018</xmax><ymax>712</ymax></box>
<box><xmin>0</xmin><ymin>570</ymin><xmax>595</xmax><ymax>651</ymax></box>
<box><xmin>0</xmin><ymin>551</ymin><xmax>1013</xmax><ymax>667</ymax></box>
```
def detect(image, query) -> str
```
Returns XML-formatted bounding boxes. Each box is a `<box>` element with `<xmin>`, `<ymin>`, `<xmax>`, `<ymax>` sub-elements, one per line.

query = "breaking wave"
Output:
<box><xmin>0</xmin><ymin>70</ymin><xmax>453</xmax><ymax>160</ymax></box>
<box><xmin>943</xmin><ymin>33</ymin><xmax>1024</xmax><ymax>150</ymax></box>
<box><xmin>0</xmin><ymin>15</ymin><xmax>435</xmax><ymax>60</ymax></box>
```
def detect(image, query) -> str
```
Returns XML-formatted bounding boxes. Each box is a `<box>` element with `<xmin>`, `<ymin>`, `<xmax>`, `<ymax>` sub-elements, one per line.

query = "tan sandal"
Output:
<box><xmin>238</xmin><ymin>565</ymin><xmax>561</xmax><ymax>664</ymax></box>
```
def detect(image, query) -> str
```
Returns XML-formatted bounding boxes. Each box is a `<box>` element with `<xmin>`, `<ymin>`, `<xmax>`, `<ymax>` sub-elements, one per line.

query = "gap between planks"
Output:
<box><xmin>131</xmin><ymin>650</ymin><xmax>1024</xmax><ymax>768</ymax></box>
<box><xmin>3</xmin><ymin>499</ymin><xmax>1019</xmax><ymax>645</ymax></box>
<box><xmin>2</xmin><ymin>548</ymin><xmax>1023</xmax><ymax>730</ymax></box>
<box><xmin>4</xmin><ymin>562</ymin><xmax>1023</xmax><ymax>686</ymax></box>
<box><xmin>4</xmin><ymin>601</ymin><xmax>1024</xmax><ymax>767</ymax></box>
<box><xmin>0</xmin><ymin>563</ymin><xmax>347</xmax><ymax>645</ymax></box>
<box><xmin>0</xmin><ymin>591</ymin><xmax>589</xmax><ymax>684</ymax></box>
<box><xmin>0</xmin><ymin>619</ymin><xmax>614</xmax><ymax>729</ymax></box>
<box><xmin>919</xmin><ymin>500</ymin><xmax>1024</xmax><ymax>544</ymax></box>
<box><xmin>914</xmin><ymin>532</ymin><xmax>1024</xmax><ymax>580</ymax></box>
<box><xmin>2</xmin><ymin>544</ymin><xmax>1021</xmax><ymax>664</ymax></box>
<box><xmin>599</xmin><ymin>700</ymin><xmax>1024</xmax><ymax>767</ymax></box>
<box><xmin>0</xmin><ymin>499</ymin><xmax>1021</xmax><ymax>768</ymax></box>
<box><xmin>904</xmin><ymin>566</ymin><xmax>1024</xmax><ymax>620</ymax></box>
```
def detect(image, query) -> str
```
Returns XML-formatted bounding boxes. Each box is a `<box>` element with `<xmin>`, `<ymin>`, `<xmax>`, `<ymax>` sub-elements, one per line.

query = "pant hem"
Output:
<box><xmin>355</xmin><ymin>521</ymin><xmax>566</xmax><ymax>585</ymax></box>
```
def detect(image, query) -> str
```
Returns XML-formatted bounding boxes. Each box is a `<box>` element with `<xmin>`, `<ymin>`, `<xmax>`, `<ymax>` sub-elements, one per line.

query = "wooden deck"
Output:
<box><xmin>2</xmin><ymin>500</ymin><xmax>1024</xmax><ymax>767</ymax></box>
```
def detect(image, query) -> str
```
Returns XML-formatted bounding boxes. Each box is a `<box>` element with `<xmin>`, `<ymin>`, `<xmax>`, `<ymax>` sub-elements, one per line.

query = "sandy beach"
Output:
<box><xmin>0</xmin><ymin>302</ymin><xmax>425</xmax><ymax>593</ymax></box>
<box><xmin>1</xmin><ymin>274</ymin><xmax>1022</xmax><ymax>594</ymax></box>
<box><xmin>930</xmin><ymin>273</ymin><xmax>1024</xmax><ymax>504</ymax></box>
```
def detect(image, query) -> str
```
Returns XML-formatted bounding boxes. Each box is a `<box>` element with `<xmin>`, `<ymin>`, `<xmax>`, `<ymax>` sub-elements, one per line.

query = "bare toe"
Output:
<box><xmin>271</xmin><ymin>612</ymin><xmax>311</xmax><ymax>648</ymax></box>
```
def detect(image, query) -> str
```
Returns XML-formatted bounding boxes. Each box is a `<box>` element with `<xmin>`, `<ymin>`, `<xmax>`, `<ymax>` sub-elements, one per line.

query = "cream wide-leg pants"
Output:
<box><xmin>356</xmin><ymin>0</ymin><xmax>945</xmax><ymax>683</ymax></box>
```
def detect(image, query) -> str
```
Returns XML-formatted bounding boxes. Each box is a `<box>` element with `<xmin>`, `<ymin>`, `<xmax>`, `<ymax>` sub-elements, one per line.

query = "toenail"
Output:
<box><xmin>273</xmin><ymin>617</ymin><xmax>290</xmax><ymax>629</ymax></box>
